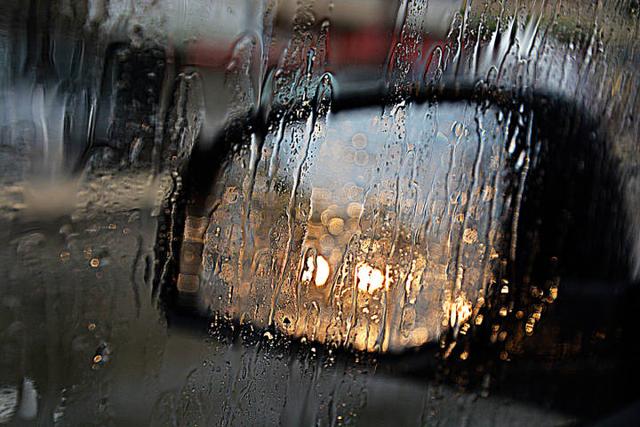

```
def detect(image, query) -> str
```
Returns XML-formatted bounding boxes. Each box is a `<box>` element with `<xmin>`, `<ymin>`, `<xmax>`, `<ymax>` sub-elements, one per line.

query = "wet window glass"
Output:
<box><xmin>1</xmin><ymin>0</ymin><xmax>639</xmax><ymax>425</ymax></box>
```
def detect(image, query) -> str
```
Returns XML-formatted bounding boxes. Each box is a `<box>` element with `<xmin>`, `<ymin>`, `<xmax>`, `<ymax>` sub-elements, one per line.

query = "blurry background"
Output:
<box><xmin>0</xmin><ymin>0</ymin><xmax>639</xmax><ymax>425</ymax></box>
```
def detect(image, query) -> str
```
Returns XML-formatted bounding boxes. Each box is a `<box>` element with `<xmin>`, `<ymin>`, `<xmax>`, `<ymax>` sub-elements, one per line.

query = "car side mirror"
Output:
<box><xmin>156</xmin><ymin>82</ymin><xmax>633</xmax><ymax>357</ymax></box>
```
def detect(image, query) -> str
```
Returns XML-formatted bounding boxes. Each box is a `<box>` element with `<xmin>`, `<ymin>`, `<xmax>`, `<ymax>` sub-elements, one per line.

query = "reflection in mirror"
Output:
<box><xmin>169</xmin><ymin>95</ymin><xmax>569</xmax><ymax>354</ymax></box>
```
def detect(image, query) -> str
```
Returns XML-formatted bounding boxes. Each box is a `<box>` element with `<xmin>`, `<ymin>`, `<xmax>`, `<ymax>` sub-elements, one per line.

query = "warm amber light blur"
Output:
<box><xmin>356</xmin><ymin>262</ymin><xmax>390</xmax><ymax>294</ymax></box>
<box><xmin>315</xmin><ymin>255</ymin><xmax>330</xmax><ymax>287</ymax></box>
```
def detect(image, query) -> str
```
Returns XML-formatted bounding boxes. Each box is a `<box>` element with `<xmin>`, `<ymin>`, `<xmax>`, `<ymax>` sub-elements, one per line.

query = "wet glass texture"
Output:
<box><xmin>1</xmin><ymin>0</ymin><xmax>640</xmax><ymax>425</ymax></box>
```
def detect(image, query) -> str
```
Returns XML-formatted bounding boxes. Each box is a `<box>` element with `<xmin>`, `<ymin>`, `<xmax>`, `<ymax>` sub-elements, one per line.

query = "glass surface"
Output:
<box><xmin>1</xmin><ymin>0</ymin><xmax>639</xmax><ymax>425</ymax></box>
